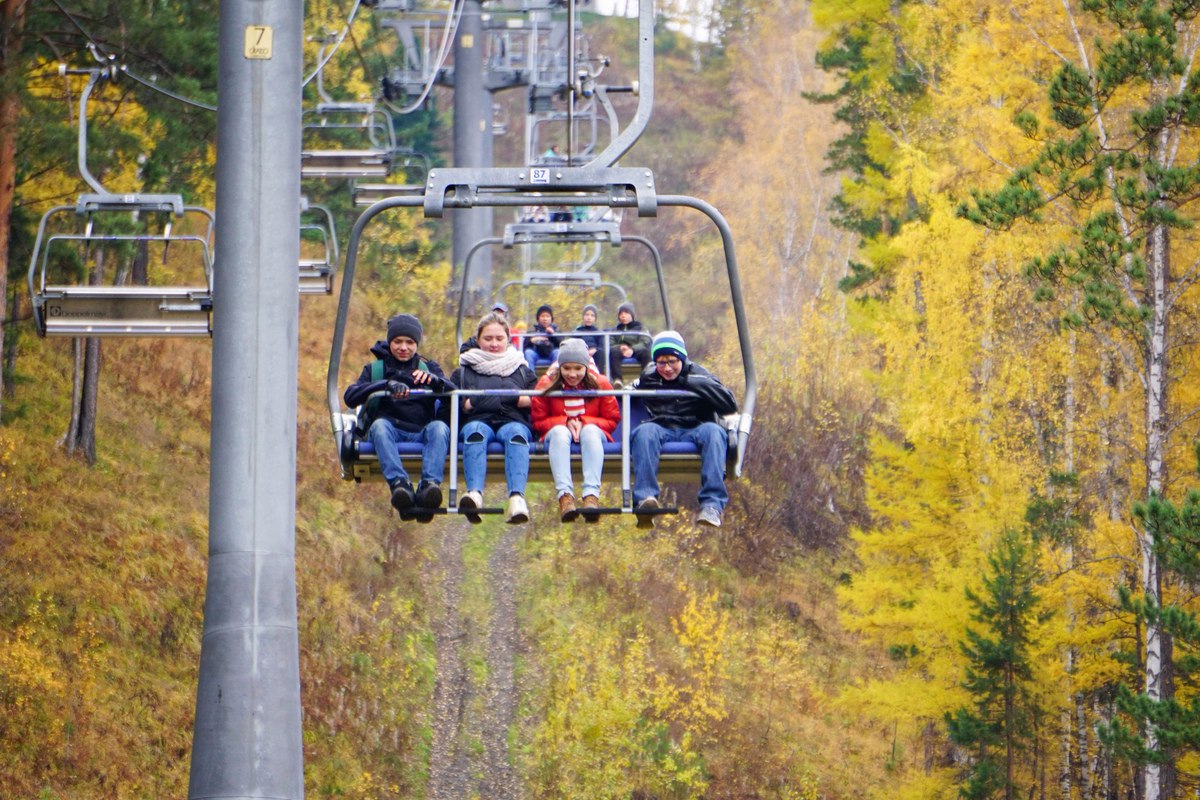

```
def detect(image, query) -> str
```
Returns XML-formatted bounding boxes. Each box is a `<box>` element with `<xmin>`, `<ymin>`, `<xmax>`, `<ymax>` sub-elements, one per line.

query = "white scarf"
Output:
<box><xmin>460</xmin><ymin>346</ymin><xmax>527</xmax><ymax>376</ymax></box>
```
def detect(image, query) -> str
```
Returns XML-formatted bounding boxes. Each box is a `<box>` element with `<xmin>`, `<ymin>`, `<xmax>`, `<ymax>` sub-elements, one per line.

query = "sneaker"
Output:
<box><xmin>390</xmin><ymin>480</ymin><xmax>416</xmax><ymax>513</ymax></box>
<box><xmin>581</xmin><ymin>495</ymin><xmax>600</xmax><ymax>523</ymax></box>
<box><xmin>507</xmin><ymin>493</ymin><xmax>530</xmax><ymax>524</ymax></box>
<box><xmin>416</xmin><ymin>480</ymin><xmax>443</xmax><ymax>509</ymax></box>
<box><xmin>635</xmin><ymin>496</ymin><xmax>659</xmax><ymax>529</ymax></box>
<box><xmin>559</xmin><ymin>493</ymin><xmax>579</xmax><ymax>523</ymax></box>
<box><xmin>459</xmin><ymin>490</ymin><xmax>484</xmax><ymax>525</ymax></box>
<box><xmin>697</xmin><ymin>505</ymin><xmax>723</xmax><ymax>528</ymax></box>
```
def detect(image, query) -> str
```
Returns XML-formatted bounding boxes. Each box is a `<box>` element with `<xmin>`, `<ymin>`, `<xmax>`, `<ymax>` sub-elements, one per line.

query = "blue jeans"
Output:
<box><xmin>524</xmin><ymin>347</ymin><xmax>558</xmax><ymax>372</ymax></box>
<box><xmin>545</xmin><ymin>424</ymin><xmax>606</xmax><ymax>498</ymax></box>
<box><xmin>368</xmin><ymin>418</ymin><xmax>450</xmax><ymax>486</ymax></box>
<box><xmin>461</xmin><ymin>419</ymin><xmax>531</xmax><ymax>495</ymax></box>
<box><xmin>631</xmin><ymin>421</ymin><xmax>728</xmax><ymax>511</ymax></box>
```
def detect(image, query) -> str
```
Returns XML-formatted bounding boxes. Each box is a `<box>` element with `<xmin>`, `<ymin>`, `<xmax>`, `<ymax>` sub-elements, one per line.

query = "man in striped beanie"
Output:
<box><xmin>630</xmin><ymin>330</ymin><xmax>738</xmax><ymax>529</ymax></box>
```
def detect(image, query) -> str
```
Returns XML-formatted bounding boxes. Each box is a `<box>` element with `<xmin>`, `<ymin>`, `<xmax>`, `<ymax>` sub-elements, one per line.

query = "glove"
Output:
<box><xmin>386</xmin><ymin>380</ymin><xmax>408</xmax><ymax>397</ymax></box>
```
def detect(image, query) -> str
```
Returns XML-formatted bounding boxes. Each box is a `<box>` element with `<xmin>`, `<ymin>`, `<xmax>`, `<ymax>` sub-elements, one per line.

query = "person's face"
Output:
<box><xmin>479</xmin><ymin>323</ymin><xmax>510</xmax><ymax>354</ymax></box>
<box><xmin>654</xmin><ymin>354</ymin><xmax>683</xmax><ymax>380</ymax></box>
<box><xmin>582</xmin><ymin>309</ymin><xmax>596</xmax><ymax>326</ymax></box>
<box><xmin>560</xmin><ymin>362</ymin><xmax>587</xmax><ymax>387</ymax></box>
<box><xmin>389</xmin><ymin>335</ymin><xmax>418</xmax><ymax>361</ymax></box>
<box><xmin>538</xmin><ymin>311</ymin><xmax>553</xmax><ymax>326</ymax></box>
<box><xmin>618</xmin><ymin>310</ymin><xmax>632</xmax><ymax>325</ymax></box>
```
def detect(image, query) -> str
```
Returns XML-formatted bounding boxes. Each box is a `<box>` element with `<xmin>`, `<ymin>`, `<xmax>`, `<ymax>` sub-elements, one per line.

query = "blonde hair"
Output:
<box><xmin>476</xmin><ymin>311</ymin><xmax>511</xmax><ymax>339</ymax></box>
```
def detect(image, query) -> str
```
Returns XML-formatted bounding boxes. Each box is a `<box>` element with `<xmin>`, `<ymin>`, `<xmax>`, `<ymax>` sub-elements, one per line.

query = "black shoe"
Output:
<box><xmin>416</xmin><ymin>480</ymin><xmax>443</xmax><ymax>509</ymax></box>
<box><xmin>390</xmin><ymin>480</ymin><xmax>416</xmax><ymax>513</ymax></box>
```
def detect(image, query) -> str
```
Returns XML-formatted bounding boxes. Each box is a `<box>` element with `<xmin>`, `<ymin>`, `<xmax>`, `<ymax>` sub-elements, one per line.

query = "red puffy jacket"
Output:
<box><xmin>531</xmin><ymin>370</ymin><xmax>621</xmax><ymax>441</ymax></box>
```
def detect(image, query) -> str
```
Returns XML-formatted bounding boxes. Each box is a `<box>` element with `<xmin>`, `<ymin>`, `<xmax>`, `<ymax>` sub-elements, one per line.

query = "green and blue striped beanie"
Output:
<box><xmin>651</xmin><ymin>330</ymin><xmax>687</xmax><ymax>362</ymax></box>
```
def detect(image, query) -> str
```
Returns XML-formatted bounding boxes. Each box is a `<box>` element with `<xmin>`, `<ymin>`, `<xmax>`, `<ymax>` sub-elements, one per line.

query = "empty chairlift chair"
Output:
<box><xmin>29</xmin><ymin>194</ymin><xmax>216</xmax><ymax>338</ymax></box>
<box><xmin>299</xmin><ymin>197</ymin><xmax>338</xmax><ymax>295</ymax></box>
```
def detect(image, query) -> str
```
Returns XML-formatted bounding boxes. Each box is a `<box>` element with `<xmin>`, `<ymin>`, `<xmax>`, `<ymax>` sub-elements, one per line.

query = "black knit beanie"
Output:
<box><xmin>386</xmin><ymin>313</ymin><xmax>423</xmax><ymax>344</ymax></box>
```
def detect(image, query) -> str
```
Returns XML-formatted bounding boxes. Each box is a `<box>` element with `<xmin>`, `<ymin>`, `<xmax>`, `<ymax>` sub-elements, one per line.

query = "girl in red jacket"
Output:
<box><xmin>531</xmin><ymin>338</ymin><xmax>621</xmax><ymax>522</ymax></box>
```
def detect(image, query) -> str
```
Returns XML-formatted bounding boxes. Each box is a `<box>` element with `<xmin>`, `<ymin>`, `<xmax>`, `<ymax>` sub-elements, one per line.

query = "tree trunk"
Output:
<box><xmin>0</xmin><ymin>0</ymin><xmax>28</xmax><ymax>421</ymax></box>
<box><xmin>3</xmin><ymin>289</ymin><xmax>16</xmax><ymax>397</ymax></box>
<box><xmin>64</xmin><ymin>249</ymin><xmax>103</xmax><ymax>464</ymax></box>
<box><xmin>1141</xmin><ymin>211</ymin><xmax>1170</xmax><ymax>800</ymax></box>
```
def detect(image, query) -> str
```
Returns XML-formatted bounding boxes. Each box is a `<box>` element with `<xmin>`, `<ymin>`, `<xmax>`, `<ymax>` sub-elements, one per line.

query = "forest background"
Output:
<box><xmin>4</xmin><ymin>0</ymin><xmax>1200</xmax><ymax>798</ymax></box>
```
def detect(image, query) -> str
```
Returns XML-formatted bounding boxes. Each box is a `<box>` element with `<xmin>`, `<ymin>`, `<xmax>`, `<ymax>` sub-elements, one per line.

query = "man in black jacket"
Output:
<box><xmin>344</xmin><ymin>314</ymin><xmax>454</xmax><ymax>517</ymax></box>
<box><xmin>630</xmin><ymin>330</ymin><xmax>737</xmax><ymax>529</ymax></box>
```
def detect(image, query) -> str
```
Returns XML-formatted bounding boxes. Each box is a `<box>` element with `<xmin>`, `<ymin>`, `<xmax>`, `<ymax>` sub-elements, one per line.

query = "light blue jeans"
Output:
<box><xmin>631</xmin><ymin>421</ymin><xmax>728</xmax><ymax>511</ymax></box>
<box><xmin>461</xmin><ymin>419</ymin><xmax>531</xmax><ymax>495</ymax></box>
<box><xmin>524</xmin><ymin>347</ymin><xmax>558</xmax><ymax>371</ymax></box>
<box><xmin>545</xmin><ymin>423</ymin><xmax>606</xmax><ymax>499</ymax></box>
<box><xmin>368</xmin><ymin>418</ymin><xmax>450</xmax><ymax>487</ymax></box>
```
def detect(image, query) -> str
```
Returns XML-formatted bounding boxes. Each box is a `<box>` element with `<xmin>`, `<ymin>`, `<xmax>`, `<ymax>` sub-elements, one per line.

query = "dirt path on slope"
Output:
<box><xmin>427</xmin><ymin>526</ymin><xmax>472</xmax><ymax>800</ymax></box>
<box><xmin>478</xmin><ymin>524</ymin><xmax>521</xmax><ymax>800</ymax></box>
<box><xmin>426</xmin><ymin>523</ymin><xmax>523</xmax><ymax>800</ymax></box>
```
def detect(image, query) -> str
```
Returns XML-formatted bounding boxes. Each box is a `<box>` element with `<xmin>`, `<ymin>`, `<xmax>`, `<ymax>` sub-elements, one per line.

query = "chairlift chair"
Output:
<box><xmin>28</xmin><ymin>67</ymin><xmax>215</xmax><ymax>338</ymax></box>
<box><xmin>299</xmin><ymin>197</ymin><xmax>338</xmax><ymax>295</ymax></box>
<box><xmin>327</xmin><ymin>0</ymin><xmax>755</xmax><ymax>516</ymax></box>
<box><xmin>327</xmin><ymin>167</ymin><xmax>756</xmax><ymax>515</ymax></box>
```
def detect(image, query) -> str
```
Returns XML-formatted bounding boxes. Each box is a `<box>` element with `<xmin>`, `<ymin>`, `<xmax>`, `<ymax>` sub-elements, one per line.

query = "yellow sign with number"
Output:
<box><xmin>244</xmin><ymin>26</ymin><xmax>273</xmax><ymax>59</ymax></box>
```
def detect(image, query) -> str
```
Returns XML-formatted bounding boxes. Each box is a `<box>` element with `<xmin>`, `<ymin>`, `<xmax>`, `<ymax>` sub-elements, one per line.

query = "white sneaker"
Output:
<box><xmin>506</xmin><ymin>493</ymin><xmax>530</xmax><ymax>524</ymax></box>
<box><xmin>635</xmin><ymin>496</ymin><xmax>659</xmax><ymax>529</ymax></box>
<box><xmin>460</xmin><ymin>490</ymin><xmax>483</xmax><ymax>525</ymax></box>
<box><xmin>697</xmin><ymin>505</ymin><xmax>723</xmax><ymax>528</ymax></box>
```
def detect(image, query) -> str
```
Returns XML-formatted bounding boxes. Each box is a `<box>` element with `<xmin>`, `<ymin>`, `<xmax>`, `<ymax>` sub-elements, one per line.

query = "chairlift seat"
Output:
<box><xmin>302</xmin><ymin>150</ymin><xmax>391</xmax><ymax>179</ymax></box>
<box><xmin>337</xmin><ymin>398</ymin><xmax>739</xmax><ymax>485</ymax></box>
<box><xmin>37</xmin><ymin>285</ymin><xmax>212</xmax><ymax>337</ymax></box>
<box><xmin>299</xmin><ymin>259</ymin><xmax>334</xmax><ymax>295</ymax></box>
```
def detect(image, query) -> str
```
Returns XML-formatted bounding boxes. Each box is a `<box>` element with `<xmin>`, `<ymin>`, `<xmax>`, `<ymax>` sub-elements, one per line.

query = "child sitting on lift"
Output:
<box><xmin>531</xmin><ymin>338</ymin><xmax>621</xmax><ymax>522</ymax></box>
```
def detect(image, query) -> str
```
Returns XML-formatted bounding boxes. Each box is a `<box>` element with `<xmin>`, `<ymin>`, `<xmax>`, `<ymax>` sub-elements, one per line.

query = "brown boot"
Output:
<box><xmin>581</xmin><ymin>495</ymin><xmax>600</xmax><ymax>523</ymax></box>
<box><xmin>559</xmin><ymin>493</ymin><xmax>579</xmax><ymax>522</ymax></box>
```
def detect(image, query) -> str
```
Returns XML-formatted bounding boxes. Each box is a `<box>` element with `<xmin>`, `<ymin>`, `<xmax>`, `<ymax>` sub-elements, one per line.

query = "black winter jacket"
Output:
<box><xmin>449</xmin><ymin>362</ymin><xmax>538</xmax><ymax>430</ymax></box>
<box><xmin>344</xmin><ymin>341</ymin><xmax>454</xmax><ymax>433</ymax></box>
<box><xmin>632</xmin><ymin>361</ymin><xmax>738</xmax><ymax>429</ymax></box>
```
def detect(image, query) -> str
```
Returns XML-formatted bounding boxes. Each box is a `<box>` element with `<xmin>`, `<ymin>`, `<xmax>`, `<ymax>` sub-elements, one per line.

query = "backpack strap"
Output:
<box><xmin>357</xmin><ymin>359</ymin><xmax>431</xmax><ymax>435</ymax></box>
<box><xmin>357</xmin><ymin>359</ymin><xmax>387</xmax><ymax>435</ymax></box>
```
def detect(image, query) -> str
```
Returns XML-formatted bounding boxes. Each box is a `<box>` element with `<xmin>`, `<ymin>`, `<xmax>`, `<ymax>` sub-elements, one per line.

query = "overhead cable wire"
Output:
<box><xmin>302</xmin><ymin>0</ymin><xmax>366</xmax><ymax>88</ymax></box>
<box><xmin>49</xmin><ymin>0</ymin><xmax>217</xmax><ymax>112</ymax></box>
<box><xmin>121</xmin><ymin>68</ymin><xmax>217</xmax><ymax>112</ymax></box>
<box><xmin>381</xmin><ymin>0</ymin><xmax>464</xmax><ymax>115</ymax></box>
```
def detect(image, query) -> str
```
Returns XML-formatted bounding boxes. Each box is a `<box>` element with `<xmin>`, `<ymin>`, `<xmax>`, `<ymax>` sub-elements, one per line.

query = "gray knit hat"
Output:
<box><xmin>557</xmin><ymin>338</ymin><xmax>590</xmax><ymax>367</ymax></box>
<box><xmin>386</xmin><ymin>313</ymin><xmax>423</xmax><ymax>343</ymax></box>
<box><xmin>582</xmin><ymin>303</ymin><xmax>599</xmax><ymax>318</ymax></box>
<box><xmin>617</xmin><ymin>302</ymin><xmax>635</xmax><ymax>318</ymax></box>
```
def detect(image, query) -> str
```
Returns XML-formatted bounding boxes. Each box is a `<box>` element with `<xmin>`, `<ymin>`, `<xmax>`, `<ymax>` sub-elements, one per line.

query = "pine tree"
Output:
<box><xmin>945</xmin><ymin>528</ymin><xmax>1043</xmax><ymax>800</ymax></box>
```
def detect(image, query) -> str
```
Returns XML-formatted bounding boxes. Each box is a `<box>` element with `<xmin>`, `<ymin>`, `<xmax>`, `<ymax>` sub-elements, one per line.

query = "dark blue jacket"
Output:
<box><xmin>344</xmin><ymin>341</ymin><xmax>454</xmax><ymax>433</ymax></box>
<box><xmin>574</xmin><ymin>323</ymin><xmax>603</xmax><ymax>351</ymax></box>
